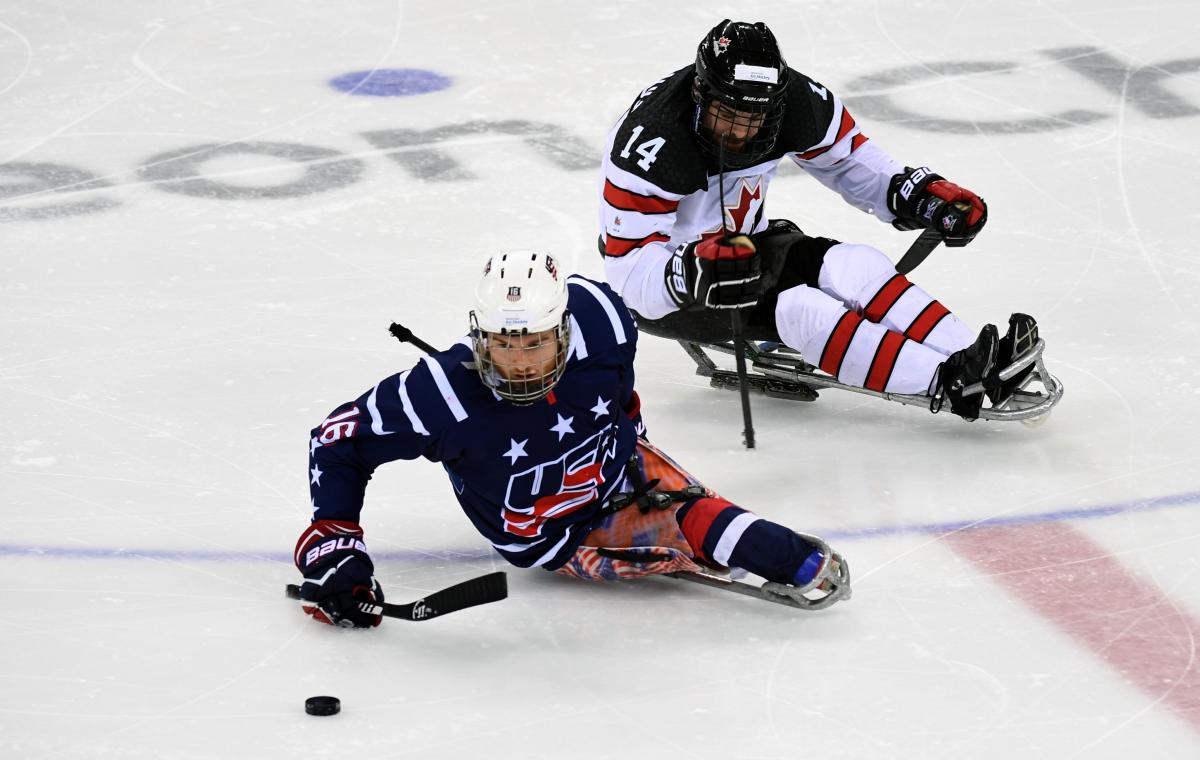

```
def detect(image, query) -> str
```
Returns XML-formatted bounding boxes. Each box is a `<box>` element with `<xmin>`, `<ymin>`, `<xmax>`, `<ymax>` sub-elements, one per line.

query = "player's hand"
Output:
<box><xmin>665</xmin><ymin>234</ymin><xmax>761</xmax><ymax>310</ymax></box>
<box><xmin>887</xmin><ymin>166</ymin><xmax>987</xmax><ymax>247</ymax></box>
<box><xmin>293</xmin><ymin>520</ymin><xmax>384</xmax><ymax>628</ymax></box>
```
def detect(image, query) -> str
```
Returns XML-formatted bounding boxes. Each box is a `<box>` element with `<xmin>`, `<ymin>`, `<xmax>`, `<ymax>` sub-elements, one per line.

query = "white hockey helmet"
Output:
<box><xmin>469</xmin><ymin>250</ymin><xmax>571</xmax><ymax>404</ymax></box>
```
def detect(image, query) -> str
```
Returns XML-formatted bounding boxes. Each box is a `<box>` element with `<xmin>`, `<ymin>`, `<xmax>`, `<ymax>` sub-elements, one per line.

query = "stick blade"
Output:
<box><xmin>396</xmin><ymin>570</ymin><xmax>508</xmax><ymax>621</ymax></box>
<box><xmin>284</xmin><ymin>571</ymin><xmax>509</xmax><ymax>622</ymax></box>
<box><xmin>895</xmin><ymin>227</ymin><xmax>943</xmax><ymax>275</ymax></box>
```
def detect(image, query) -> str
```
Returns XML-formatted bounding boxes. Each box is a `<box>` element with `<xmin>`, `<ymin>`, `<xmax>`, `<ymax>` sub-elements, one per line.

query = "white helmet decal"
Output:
<box><xmin>469</xmin><ymin>250</ymin><xmax>571</xmax><ymax>405</ymax></box>
<box><xmin>471</xmin><ymin>250</ymin><xmax>568</xmax><ymax>335</ymax></box>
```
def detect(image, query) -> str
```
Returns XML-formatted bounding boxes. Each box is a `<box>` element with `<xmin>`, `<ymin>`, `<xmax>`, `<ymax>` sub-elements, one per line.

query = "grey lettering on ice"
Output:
<box><xmin>138</xmin><ymin>141</ymin><xmax>366</xmax><ymax>199</ymax></box>
<box><xmin>5</xmin><ymin>47</ymin><xmax>1200</xmax><ymax>223</ymax></box>
<box><xmin>843</xmin><ymin>61</ymin><xmax>1108</xmax><ymax>134</ymax></box>
<box><xmin>360</xmin><ymin>120</ymin><xmax>599</xmax><ymax>181</ymax></box>
<box><xmin>1042</xmin><ymin>47</ymin><xmax>1200</xmax><ymax>119</ymax></box>
<box><xmin>0</xmin><ymin>162</ymin><xmax>120</xmax><ymax>221</ymax></box>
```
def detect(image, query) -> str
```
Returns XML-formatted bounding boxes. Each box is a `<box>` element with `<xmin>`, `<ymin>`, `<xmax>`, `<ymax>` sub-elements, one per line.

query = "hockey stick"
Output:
<box><xmin>717</xmin><ymin>141</ymin><xmax>756</xmax><ymax>449</ymax></box>
<box><xmin>729</xmin><ymin>315</ymin><xmax>755</xmax><ymax>448</ymax></box>
<box><xmin>894</xmin><ymin>227</ymin><xmax>943</xmax><ymax>275</ymax></box>
<box><xmin>388</xmin><ymin>322</ymin><xmax>440</xmax><ymax>354</ymax></box>
<box><xmin>893</xmin><ymin>201</ymin><xmax>972</xmax><ymax>275</ymax></box>
<box><xmin>286</xmin><ymin>571</ymin><xmax>508</xmax><ymax>622</ymax></box>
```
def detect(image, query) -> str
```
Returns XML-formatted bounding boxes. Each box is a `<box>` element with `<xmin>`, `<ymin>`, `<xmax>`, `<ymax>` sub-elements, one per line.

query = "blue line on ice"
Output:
<box><xmin>3</xmin><ymin>489</ymin><xmax>1198</xmax><ymax>562</ymax></box>
<box><xmin>821</xmin><ymin>489</ymin><xmax>1200</xmax><ymax>541</ymax></box>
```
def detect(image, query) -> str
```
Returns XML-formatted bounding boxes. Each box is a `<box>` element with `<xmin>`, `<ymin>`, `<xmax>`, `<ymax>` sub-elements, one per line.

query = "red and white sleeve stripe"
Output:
<box><xmin>598</xmin><ymin>154</ymin><xmax>684</xmax><ymax>319</ymax></box>
<box><xmin>600</xmin><ymin>168</ymin><xmax>682</xmax><ymax>260</ymax></box>
<box><xmin>789</xmin><ymin>96</ymin><xmax>867</xmax><ymax>170</ymax></box>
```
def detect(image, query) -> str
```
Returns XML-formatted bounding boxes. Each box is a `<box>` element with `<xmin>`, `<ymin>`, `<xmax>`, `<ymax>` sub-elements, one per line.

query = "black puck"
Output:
<box><xmin>305</xmin><ymin>696</ymin><xmax>340</xmax><ymax>716</ymax></box>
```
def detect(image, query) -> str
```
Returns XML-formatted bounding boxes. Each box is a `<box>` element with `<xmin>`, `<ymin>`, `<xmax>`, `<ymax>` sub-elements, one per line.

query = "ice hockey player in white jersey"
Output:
<box><xmin>294</xmin><ymin>250</ymin><xmax>850</xmax><ymax>627</ymax></box>
<box><xmin>599</xmin><ymin>19</ymin><xmax>1041</xmax><ymax>420</ymax></box>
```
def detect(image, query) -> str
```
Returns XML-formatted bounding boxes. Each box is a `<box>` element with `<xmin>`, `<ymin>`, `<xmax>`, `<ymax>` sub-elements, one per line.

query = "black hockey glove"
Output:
<box><xmin>887</xmin><ymin>166</ymin><xmax>988</xmax><ymax>247</ymax></box>
<box><xmin>665</xmin><ymin>234</ymin><xmax>761</xmax><ymax>310</ymax></box>
<box><xmin>293</xmin><ymin>520</ymin><xmax>384</xmax><ymax>628</ymax></box>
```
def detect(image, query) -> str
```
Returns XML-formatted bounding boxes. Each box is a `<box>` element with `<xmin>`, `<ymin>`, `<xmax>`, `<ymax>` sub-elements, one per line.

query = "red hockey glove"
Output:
<box><xmin>888</xmin><ymin>166</ymin><xmax>988</xmax><ymax>247</ymax></box>
<box><xmin>665</xmin><ymin>234</ymin><xmax>761</xmax><ymax>310</ymax></box>
<box><xmin>294</xmin><ymin>520</ymin><xmax>384</xmax><ymax>628</ymax></box>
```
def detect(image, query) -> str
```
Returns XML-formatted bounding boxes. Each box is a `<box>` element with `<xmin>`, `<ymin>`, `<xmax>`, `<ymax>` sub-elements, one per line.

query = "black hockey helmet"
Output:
<box><xmin>692</xmin><ymin>20</ymin><xmax>789</xmax><ymax>169</ymax></box>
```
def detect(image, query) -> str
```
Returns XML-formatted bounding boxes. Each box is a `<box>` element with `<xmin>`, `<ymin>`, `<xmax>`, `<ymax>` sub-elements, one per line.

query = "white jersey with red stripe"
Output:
<box><xmin>599</xmin><ymin>65</ymin><xmax>904</xmax><ymax>320</ymax></box>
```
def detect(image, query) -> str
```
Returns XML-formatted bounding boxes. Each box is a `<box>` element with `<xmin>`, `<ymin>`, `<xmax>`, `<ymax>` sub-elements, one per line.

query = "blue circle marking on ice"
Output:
<box><xmin>329</xmin><ymin>68</ymin><xmax>451</xmax><ymax>96</ymax></box>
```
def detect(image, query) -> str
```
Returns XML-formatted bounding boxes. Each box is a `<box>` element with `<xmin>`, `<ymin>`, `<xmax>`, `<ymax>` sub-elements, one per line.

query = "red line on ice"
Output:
<box><xmin>943</xmin><ymin>521</ymin><xmax>1200</xmax><ymax>731</ymax></box>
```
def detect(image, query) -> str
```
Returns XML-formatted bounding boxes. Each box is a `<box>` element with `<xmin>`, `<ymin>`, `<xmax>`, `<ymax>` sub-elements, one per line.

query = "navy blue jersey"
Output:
<box><xmin>308</xmin><ymin>276</ymin><xmax>639</xmax><ymax>570</ymax></box>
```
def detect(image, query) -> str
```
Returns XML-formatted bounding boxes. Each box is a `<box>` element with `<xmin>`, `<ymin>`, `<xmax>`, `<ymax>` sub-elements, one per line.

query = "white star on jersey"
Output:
<box><xmin>550</xmin><ymin>413</ymin><xmax>575</xmax><ymax>441</ymax></box>
<box><xmin>310</xmin><ymin>436</ymin><xmax>321</xmax><ymax>456</ymax></box>
<box><xmin>310</xmin><ymin>464</ymin><xmax>323</xmax><ymax>486</ymax></box>
<box><xmin>591</xmin><ymin>396</ymin><xmax>611</xmax><ymax>419</ymax></box>
<box><xmin>503</xmin><ymin>438</ymin><xmax>529</xmax><ymax>465</ymax></box>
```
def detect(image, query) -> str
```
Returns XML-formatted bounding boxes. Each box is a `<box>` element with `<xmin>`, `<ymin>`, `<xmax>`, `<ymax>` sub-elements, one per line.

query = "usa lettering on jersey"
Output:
<box><xmin>503</xmin><ymin>424</ymin><xmax>621</xmax><ymax>538</ymax></box>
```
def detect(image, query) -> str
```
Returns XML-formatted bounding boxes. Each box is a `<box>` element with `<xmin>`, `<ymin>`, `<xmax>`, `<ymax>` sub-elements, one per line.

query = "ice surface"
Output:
<box><xmin>3</xmin><ymin>1</ymin><xmax>1200</xmax><ymax>757</ymax></box>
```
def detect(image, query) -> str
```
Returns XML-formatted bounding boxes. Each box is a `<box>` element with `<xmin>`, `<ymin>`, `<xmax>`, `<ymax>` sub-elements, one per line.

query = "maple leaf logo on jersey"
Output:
<box><xmin>714</xmin><ymin>36</ymin><xmax>731</xmax><ymax>55</ymax></box>
<box><xmin>723</xmin><ymin>177</ymin><xmax>764</xmax><ymax>234</ymax></box>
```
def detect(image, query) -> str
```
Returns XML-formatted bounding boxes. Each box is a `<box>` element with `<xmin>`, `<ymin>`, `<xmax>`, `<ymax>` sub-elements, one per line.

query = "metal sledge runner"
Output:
<box><xmin>672</xmin><ymin>330</ymin><xmax>1063</xmax><ymax>424</ymax></box>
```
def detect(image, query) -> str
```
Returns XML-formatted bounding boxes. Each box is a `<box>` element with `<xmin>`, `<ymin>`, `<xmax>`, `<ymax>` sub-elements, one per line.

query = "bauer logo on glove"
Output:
<box><xmin>664</xmin><ymin>233</ymin><xmax>761</xmax><ymax>310</ymax></box>
<box><xmin>294</xmin><ymin>520</ymin><xmax>385</xmax><ymax>628</ymax></box>
<box><xmin>303</xmin><ymin>535</ymin><xmax>368</xmax><ymax>567</ymax></box>
<box><xmin>888</xmin><ymin>166</ymin><xmax>988</xmax><ymax>247</ymax></box>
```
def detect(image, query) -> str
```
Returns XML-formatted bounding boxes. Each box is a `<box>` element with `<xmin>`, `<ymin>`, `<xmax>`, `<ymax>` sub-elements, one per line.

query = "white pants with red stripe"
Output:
<box><xmin>774</xmin><ymin>243</ymin><xmax>976</xmax><ymax>394</ymax></box>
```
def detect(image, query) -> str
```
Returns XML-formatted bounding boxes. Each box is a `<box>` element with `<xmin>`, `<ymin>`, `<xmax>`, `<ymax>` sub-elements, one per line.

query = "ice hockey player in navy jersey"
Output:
<box><xmin>599</xmin><ymin>19</ymin><xmax>1041</xmax><ymax>420</ymax></box>
<box><xmin>293</xmin><ymin>250</ymin><xmax>849</xmax><ymax>627</ymax></box>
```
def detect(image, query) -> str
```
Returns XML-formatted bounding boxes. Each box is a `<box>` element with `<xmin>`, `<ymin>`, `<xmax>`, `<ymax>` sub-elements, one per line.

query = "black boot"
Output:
<box><xmin>931</xmin><ymin>324</ymin><xmax>999</xmax><ymax>420</ymax></box>
<box><xmin>986</xmin><ymin>313</ymin><xmax>1039</xmax><ymax>406</ymax></box>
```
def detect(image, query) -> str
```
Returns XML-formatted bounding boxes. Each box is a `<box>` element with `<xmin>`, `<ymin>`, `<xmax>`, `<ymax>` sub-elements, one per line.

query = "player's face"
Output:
<box><xmin>701</xmin><ymin>101</ymin><xmax>765</xmax><ymax>153</ymax></box>
<box><xmin>487</xmin><ymin>329</ymin><xmax>560</xmax><ymax>383</ymax></box>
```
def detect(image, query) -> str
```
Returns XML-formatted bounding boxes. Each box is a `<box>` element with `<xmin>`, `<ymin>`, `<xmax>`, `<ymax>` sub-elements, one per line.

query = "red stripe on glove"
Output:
<box><xmin>294</xmin><ymin>519</ymin><xmax>363</xmax><ymax>568</ymax></box>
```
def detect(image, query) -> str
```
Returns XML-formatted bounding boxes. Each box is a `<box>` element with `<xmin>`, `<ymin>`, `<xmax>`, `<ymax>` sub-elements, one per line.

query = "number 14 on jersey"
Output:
<box><xmin>620</xmin><ymin>125</ymin><xmax>665</xmax><ymax>172</ymax></box>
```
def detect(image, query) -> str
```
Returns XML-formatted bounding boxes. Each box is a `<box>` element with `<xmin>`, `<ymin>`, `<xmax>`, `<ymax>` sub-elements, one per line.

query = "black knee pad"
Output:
<box><xmin>754</xmin><ymin>219</ymin><xmax>840</xmax><ymax>290</ymax></box>
<box><xmin>784</xmin><ymin>235</ymin><xmax>840</xmax><ymax>289</ymax></box>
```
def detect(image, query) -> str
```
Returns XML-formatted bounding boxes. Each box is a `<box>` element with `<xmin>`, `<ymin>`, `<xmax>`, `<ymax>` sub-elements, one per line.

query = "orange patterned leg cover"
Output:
<box><xmin>554</xmin><ymin>441</ymin><xmax>711</xmax><ymax>581</ymax></box>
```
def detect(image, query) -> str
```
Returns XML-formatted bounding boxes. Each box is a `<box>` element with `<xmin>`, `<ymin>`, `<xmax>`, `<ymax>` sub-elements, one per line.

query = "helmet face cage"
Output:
<box><xmin>470</xmin><ymin>311</ymin><xmax>571</xmax><ymax>405</ymax></box>
<box><xmin>692</xmin><ymin>20</ymin><xmax>789</xmax><ymax>169</ymax></box>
